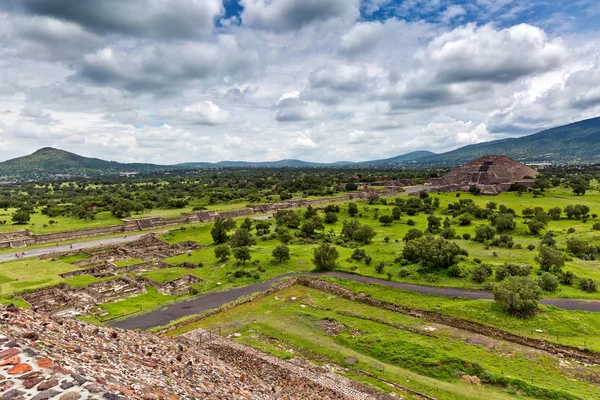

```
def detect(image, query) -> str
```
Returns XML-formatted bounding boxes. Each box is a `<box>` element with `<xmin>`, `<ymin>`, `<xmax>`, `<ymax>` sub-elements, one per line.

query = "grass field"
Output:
<box><xmin>168</xmin><ymin>283</ymin><xmax>600</xmax><ymax>400</ymax></box>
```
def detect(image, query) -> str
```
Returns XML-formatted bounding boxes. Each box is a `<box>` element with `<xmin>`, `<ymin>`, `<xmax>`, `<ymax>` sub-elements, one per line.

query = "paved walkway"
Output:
<box><xmin>111</xmin><ymin>272</ymin><xmax>600</xmax><ymax>331</ymax></box>
<box><xmin>0</xmin><ymin>234</ymin><xmax>147</xmax><ymax>263</ymax></box>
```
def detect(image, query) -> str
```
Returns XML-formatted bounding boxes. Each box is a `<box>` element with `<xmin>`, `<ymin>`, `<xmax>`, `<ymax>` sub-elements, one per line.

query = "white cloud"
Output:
<box><xmin>160</xmin><ymin>101</ymin><xmax>230</xmax><ymax>126</ymax></box>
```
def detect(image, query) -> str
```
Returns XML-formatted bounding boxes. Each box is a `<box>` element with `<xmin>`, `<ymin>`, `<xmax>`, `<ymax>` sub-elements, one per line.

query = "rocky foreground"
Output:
<box><xmin>0</xmin><ymin>305</ymin><xmax>391</xmax><ymax>400</ymax></box>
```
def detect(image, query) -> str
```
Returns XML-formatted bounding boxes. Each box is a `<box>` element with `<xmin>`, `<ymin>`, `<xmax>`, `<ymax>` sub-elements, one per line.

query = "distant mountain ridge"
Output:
<box><xmin>1</xmin><ymin>116</ymin><xmax>599</xmax><ymax>179</ymax></box>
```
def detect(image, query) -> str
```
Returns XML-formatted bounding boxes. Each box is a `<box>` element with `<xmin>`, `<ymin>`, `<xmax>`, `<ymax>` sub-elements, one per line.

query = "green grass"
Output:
<box><xmin>59</xmin><ymin>253</ymin><xmax>91</xmax><ymax>263</ymax></box>
<box><xmin>98</xmin><ymin>286</ymin><xmax>178</xmax><ymax>320</ymax></box>
<box><xmin>114</xmin><ymin>258</ymin><xmax>145</xmax><ymax>267</ymax></box>
<box><xmin>168</xmin><ymin>284</ymin><xmax>598</xmax><ymax>400</ymax></box>
<box><xmin>0</xmin><ymin>257</ymin><xmax>77</xmax><ymax>298</ymax></box>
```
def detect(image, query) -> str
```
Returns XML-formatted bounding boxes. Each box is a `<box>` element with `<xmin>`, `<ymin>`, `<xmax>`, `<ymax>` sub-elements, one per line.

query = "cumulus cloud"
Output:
<box><xmin>73</xmin><ymin>36</ymin><xmax>259</xmax><ymax>94</ymax></box>
<box><xmin>20</xmin><ymin>0</ymin><xmax>223</xmax><ymax>39</ymax></box>
<box><xmin>159</xmin><ymin>101</ymin><xmax>230</xmax><ymax>126</ymax></box>
<box><xmin>240</xmin><ymin>0</ymin><xmax>359</xmax><ymax>31</ymax></box>
<box><xmin>422</xmin><ymin>23</ymin><xmax>565</xmax><ymax>84</ymax></box>
<box><xmin>289</xmin><ymin>131</ymin><xmax>318</xmax><ymax>149</ymax></box>
<box><xmin>275</xmin><ymin>91</ymin><xmax>321</xmax><ymax>122</ymax></box>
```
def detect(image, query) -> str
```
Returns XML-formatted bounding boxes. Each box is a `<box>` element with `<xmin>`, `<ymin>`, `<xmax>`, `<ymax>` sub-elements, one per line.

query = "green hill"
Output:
<box><xmin>421</xmin><ymin>117</ymin><xmax>600</xmax><ymax>164</ymax></box>
<box><xmin>0</xmin><ymin>148</ymin><xmax>174</xmax><ymax>179</ymax></box>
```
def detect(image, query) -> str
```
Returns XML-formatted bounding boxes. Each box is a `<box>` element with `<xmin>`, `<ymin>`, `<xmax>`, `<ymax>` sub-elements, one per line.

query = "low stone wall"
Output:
<box><xmin>137</xmin><ymin>274</ymin><xmax>203</xmax><ymax>296</ymax></box>
<box><xmin>158</xmin><ymin>278</ymin><xmax>299</xmax><ymax>335</ymax></box>
<box><xmin>160</xmin><ymin>276</ymin><xmax>600</xmax><ymax>366</ymax></box>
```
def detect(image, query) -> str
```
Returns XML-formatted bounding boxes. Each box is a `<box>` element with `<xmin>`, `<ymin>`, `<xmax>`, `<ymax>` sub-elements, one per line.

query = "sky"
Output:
<box><xmin>0</xmin><ymin>0</ymin><xmax>599</xmax><ymax>164</ymax></box>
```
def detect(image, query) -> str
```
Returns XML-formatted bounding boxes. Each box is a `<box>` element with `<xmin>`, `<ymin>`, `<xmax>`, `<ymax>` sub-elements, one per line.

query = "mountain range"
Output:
<box><xmin>1</xmin><ymin>116</ymin><xmax>599</xmax><ymax>179</ymax></box>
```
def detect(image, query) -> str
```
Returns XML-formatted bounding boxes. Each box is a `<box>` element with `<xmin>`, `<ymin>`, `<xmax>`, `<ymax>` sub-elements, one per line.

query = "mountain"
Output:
<box><xmin>358</xmin><ymin>150</ymin><xmax>436</xmax><ymax>166</ymax></box>
<box><xmin>420</xmin><ymin>117</ymin><xmax>600</xmax><ymax>164</ymax></box>
<box><xmin>0</xmin><ymin>147</ymin><xmax>177</xmax><ymax>179</ymax></box>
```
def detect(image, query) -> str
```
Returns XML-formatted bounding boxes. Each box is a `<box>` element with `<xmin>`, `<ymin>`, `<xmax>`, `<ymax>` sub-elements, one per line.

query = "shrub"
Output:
<box><xmin>560</xmin><ymin>271</ymin><xmax>576</xmax><ymax>286</ymax></box>
<box><xmin>402</xmin><ymin>236</ymin><xmax>468</xmax><ymax>270</ymax></box>
<box><xmin>495</xmin><ymin>263</ymin><xmax>532</xmax><ymax>281</ymax></box>
<box><xmin>379</xmin><ymin>215</ymin><xmax>393</xmax><ymax>226</ymax></box>
<box><xmin>324</xmin><ymin>212</ymin><xmax>338</xmax><ymax>224</ymax></box>
<box><xmin>535</xmin><ymin>245</ymin><xmax>565</xmax><ymax>273</ymax></box>
<box><xmin>447</xmin><ymin>264</ymin><xmax>467</xmax><ymax>278</ymax></box>
<box><xmin>403</xmin><ymin>228</ymin><xmax>424</xmax><ymax>242</ymax></box>
<box><xmin>406</xmin><ymin>219</ymin><xmax>416</xmax><ymax>226</ymax></box>
<box><xmin>440</xmin><ymin>227</ymin><xmax>456</xmax><ymax>239</ymax></box>
<box><xmin>214</xmin><ymin>244</ymin><xmax>231</xmax><ymax>262</ymax></box>
<box><xmin>233</xmin><ymin>246</ymin><xmax>251</xmax><ymax>264</ymax></box>
<box><xmin>474</xmin><ymin>225</ymin><xmax>495</xmax><ymax>242</ymax></box>
<box><xmin>375</xmin><ymin>262</ymin><xmax>385</xmax><ymax>274</ymax></box>
<box><xmin>493</xmin><ymin>276</ymin><xmax>541</xmax><ymax>316</ymax></box>
<box><xmin>472</xmin><ymin>264</ymin><xmax>493</xmax><ymax>283</ymax></box>
<box><xmin>398</xmin><ymin>267</ymin><xmax>411</xmax><ymax>278</ymax></box>
<box><xmin>538</xmin><ymin>272</ymin><xmax>559</xmax><ymax>292</ymax></box>
<box><xmin>272</xmin><ymin>245</ymin><xmax>291</xmax><ymax>263</ymax></box>
<box><xmin>351</xmin><ymin>248</ymin><xmax>366</xmax><ymax>261</ymax></box>
<box><xmin>593</xmin><ymin>222</ymin><xmax>600</xmax><ymax>231</ymax></box>
<box><xmin>482</xmin><ymin>282</ymin><xmax>495</xmax><ymax>291</ymax></box>
<box><xmin>527</xmin><ymin>244</ymin><xmax>536</xmax><ymax>251</ymax></box>
<box><xmin>462</xmin><ymin>233</ymin><xmax>471</xmax><ymax>240</ymax></box>
<box><xmin>580</xmin><ymin>278</ymin><xmax>598</xmax><ymax>293</ymax></box>
<box><xmin>312</xmin><ymin>243</ymin><xmax>340</xmax><ymax>272</ymax></box>
<box><xmin>364</xmin><ymin>255</ymin><xmax>372</xmax><ymax>265</ymax></box>
<box><xmin>566</xmin><ymin>237</ymin><xmax>589</xmax><ymax>257</ymax></box>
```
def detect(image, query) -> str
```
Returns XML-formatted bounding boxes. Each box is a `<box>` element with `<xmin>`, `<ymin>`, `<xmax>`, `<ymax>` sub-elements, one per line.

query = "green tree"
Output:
<box><xmin>535</xmin><ymin>245</ymin><xmax>565</xmax><ymax>273</ymax></box>
<box><xmin>402</xmin><ymin>236</ymin><xmax>468</xmax><ymax>269</ymax></box>
<box><xmin>403</xmin><ymin>228</ymin><xmax>424</xmax><ymax>242</ymax></box>
<box><xmin>276</xmin><ymin>226</ymin><xmax>293</xmax><ymax>244</ymax></box>
<box><xmin>474</xmin><ymin>225</ymin><xmax>495</xmax><ymax>242</ymax></box>
<box><xmin>379</xmin><ymin>215</ymin><xmax>393</xmax><ymax>226</ymax></box>
<box><xmin>527</xmin><ymin>219</ymin><xmax>546</xmax><ymax>235</ymax></box>
<box><xmin>566</xmin><ymin>237</ymin><xmax>588</xmax><ymax>258</ymax></box>
<box><xmin>214</xmin><ymin>244</ymin><xmax>231</xmax><ymax>262</ymax></box>
<box><xmin>210</xmin><ymin>217</ymin><xmax>236</xmax><ymax>244</ymax></box>
<box><xmin>324</xmin><ymin>212</ymin><xmax>338</xmax><ymax>224</ymax></box>
<box><xmin>427</xmin><ymin>215</ymin><xmax>442</xmax><ymax>233</ymax></box>
<box><xmin>493</xmin><ymin>276</ymin><xmax>541</xmax><ymax>316</ymax></box>
<box><xmin>11</xmin><ymin>210</ymin><xmax>30</xmax><ymax>225</ymax></box>
<box><xmin>300</xmin><ymin>216</ymin><xmax>324</xmax><ymax>237</ymax></box>
<box><xmin>353</xmin><ymin>225</ymin><xmax>377</xmax><ymax>244</ymax></box>
<box><xmin>230</xmin><ymin>228</ymin><xmax>256</xmax><ymax>248</ymax></box>
<box><xmin>348</xmin><ymin>202</ymin><xmax>358</xmax><ymax>217</ymax></box>
<box><xmin>548</xmin><ymin>207</ymin><xmax>562</xmax><ymax>220</ymax></box>
<box><xmin>392</xmin><ymin>206</ymin><xmax>401</xmax><ymax>220</ymax></box>
<box><xmin>538</xmin><ymin>272</ymin><xmax>559</xmax><ymax>292</ymax></box>
<box><xmin>341</xmin><ymin>219</ymin><xmax>361</xmax><ymax>239</ymax></box>
<box><xmin>274</xmin><ymin>210</ymin><xmax>301</xmax><ymax>228</ymax></box>
<box><xmin>472</xmin><ymin>264</ymin><xmax>493</xmax><ymax>283</ymax></box>
<box><xmin>240</xmin><ymin>217</ymin><xmax>253</xmax><ymax>231</ymax></box>
<box><xmin>272</xmin><ymin>245</ymin><xmax>291</xmax><ymax>263</ymax></box>
<box><xmin>233</xmin><ymin>246</ymin><xmax>251</xmax><ymax>264</ymax></box>
<box><xmin>312</xmin><ymin>242</ymin><xmax>339</xmax><ymax>272</ymax></box>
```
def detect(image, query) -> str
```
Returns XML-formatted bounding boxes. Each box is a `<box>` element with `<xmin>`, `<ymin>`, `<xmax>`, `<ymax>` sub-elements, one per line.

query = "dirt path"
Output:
<box><xmin>111</xmin><ymin>272</ymin><xmax>600</xmax><ymax>331</ymax></box>
<box><xmin>0</xmin><ymin>234</ymin><xmax>148</xmax><ymax>263</ymax></box>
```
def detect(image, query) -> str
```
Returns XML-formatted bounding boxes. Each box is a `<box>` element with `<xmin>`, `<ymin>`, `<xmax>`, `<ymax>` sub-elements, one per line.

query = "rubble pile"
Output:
<box><xmin>0</xmin><ymin>306</ymin><xmax>386</xmax><ymax>399</ymax></box>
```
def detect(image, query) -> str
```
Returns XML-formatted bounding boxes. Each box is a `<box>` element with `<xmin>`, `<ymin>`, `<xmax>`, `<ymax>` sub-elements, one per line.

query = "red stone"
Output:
<box><xmin>7</xmin><ymin>363</ymin><xmax>33</xmax><ymax>375</ymax></box>
<box><xmin>0</xmin><ymin>347</ymin><xmax>20</xmax><ymax>360</ymax></box>
<box><xmin>0</xmin><ymin>355</ymin><xmax>20</xmax><ymax>366</ymax></box>
<box><xmin>37</xmin><ymin>358</ymin><xmax>53</xmax><ymax>368</ymax></box>
<box><xmin>23</xmin><ymin>376</ymin><xmax>44</xmax><ymax>389</ymax></box>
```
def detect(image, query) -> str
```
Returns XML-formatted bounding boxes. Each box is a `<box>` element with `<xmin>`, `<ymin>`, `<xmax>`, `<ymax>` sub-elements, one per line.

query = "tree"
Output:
<box><xmin>345</xmin><ymin>183</ymin><xmax>358</xmax><ymax>191</ymax></box>
<box><xmin>474</xmin><ymin>225</ymin><xmax>495</xmax><ymax>242</ymax></box>
<box><xmin>458</xmin><ymin>213</ymin><xmax>472</xmax><ymax>226</ymax></box>
<box><xmin>490</xmin><ymin>213</ymin><xmax>516</xmax><ymax>232</ymax></box>
<box><xmin>469</xmin><ymin>185</ymin><xmax>481</xmax><ymax>195</ymax></box>
<box><xmin>304</xmin><ymin>206</ymin><xmax>317</xmax><ymax>219</ymax></box>
<box><xmin>548</xmin><ymin>207</ymin><xmax>562</xmax><ymax>220</ymax></box>
<box><xmin>214</xmin><ymin>244</ymin><xmax>231</xmax><ymax>262</ymax></box>
<box><xmin>403</xmin><ymin>228</ymin><xmax>424</xmax><ymax>242</ymax></box>
<box><xmin>300</xmin><ymin>216</ymin><xmax>324</xmax><ymax>237</ymax></box>
<box><xmin>472</xmin><ymin>264</ymin><xmax>493</xmax><ymax>283</ymax></box>
<box><xmin>353</xmin><ymin>225</ymin><xmax>377</xmax><ymax>244</ymax></box>
<box><xmin>348</xmin><ymin>202</ymin><xmax>358</xmax><ymax>217</ymax></box>
<box><xmin>495</xmin><ymin>263</ymin><xmax>532</xmax><ymax>281</ymax></box>
<box><xmin>566</xmin><ymin>237</ymin><xmax>588</xmax><ymax>258</ymax></box>
<box><xmin>392</xmin><ymin>206</ymin><xmax>401</xmax><ymax>220</ymax></box>
<box><xmin>276</xmin><ymin>227</ymin><xmax>293</xmax><ymax>244</ymax></box>
<box><xmin>527</xmin><ymin>219</ymin><xmax>546</xmax><ymax>235</ymax></box>
<box><xmin>233</xmin><ymin>246</ymin><xmax>251</xmax><ymax>264</ymax></box>
<box><xmin>402</xmin><ymin>236</ymin><xmax>468</xmax><ymax>269</ymax></box>
<box><xmin>274</xmin><ymin>210</ymin><xmax>301</xmax><ymax>228</ymax></box>
<box><xmin>535</xmin><ymin>245</ymin><xmax>565</xmax><ymax>273</ymax></box>
<box><xmin>324</xmin><ymin>212</ymin><xmax>338</xmax><ymax>224</ymax></box>
<box><xmin>11</xmin><ymin>210</ymin><xmax>30</xmax><ymax>225</ymax></box>
<box><xmin>272</xmin><ymin>245</ymin><xmax>291</xmax><ymax>263</ymax></box>
<box><xmin>494</xmin><ymin>276</ymin><xmax>541</xmax><ymax>316</ymax></box>
<box><xmin>379</xmin><ymin>215</ymin><xmax>393</xmax><ymax>226</ymax></box>
<box><xmin>341</xmin><ymin>219</ymin><xmax>361</xmax><ymax>239</ymax></box>
<box><xmin>427</xmin><ymin>215</ymin><xmax>442</xmax><ymax>233</ymax></box>
<box><xmin>230</xmin><ymin>228</ymin><xmax>256</xmax><ymax>248</ymax></box>
<box><xmin>580</xmin><ymin>278</ymin><xmax>598</xmax><ymax>293</ymax></box>
<box><xmin>486</xmin><ymin>202</ymin><xmax>497</xmax><ymax>211</ymax></box>
<box><xmin>538</xmin><ymin>272</ymin><xmax>559</xmax><ymax>292</ymax></box>
<box><xmin>573</xmin><ymin>184</ymin><xmax>587</xmax><ymax>196</ymax></box>
<box><xmin>210</xmin><ymin>217</ymin><xmax>236</xmax><ymax>244</ymax></box>
<box><xmin>312</xmin><ymin>243</ymin><xmax>339</xmax><ymax>272</ymax></box>
<box><xmin>255</xmin><ymin>221</ymin><xmax>271</xmax><ymax>235</ymax></box>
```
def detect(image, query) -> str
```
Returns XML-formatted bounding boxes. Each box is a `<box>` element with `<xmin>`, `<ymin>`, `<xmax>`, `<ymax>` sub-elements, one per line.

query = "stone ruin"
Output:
<box><xmin>136</xmin><ymin>274</ymin><xmax>203</xmax><ymax>296</ymax></box>
<box><xmin>426</xmin><ymin>155</ymin><xmax>538</xmax><ymax>195</ymax></box>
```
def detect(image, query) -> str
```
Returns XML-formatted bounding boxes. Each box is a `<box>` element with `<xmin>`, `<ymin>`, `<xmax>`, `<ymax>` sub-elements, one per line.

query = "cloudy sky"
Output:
<box><xmin>0</xmin><ymin>0</ymin><xmax>599</xmax><ymax>164</ymax></box>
